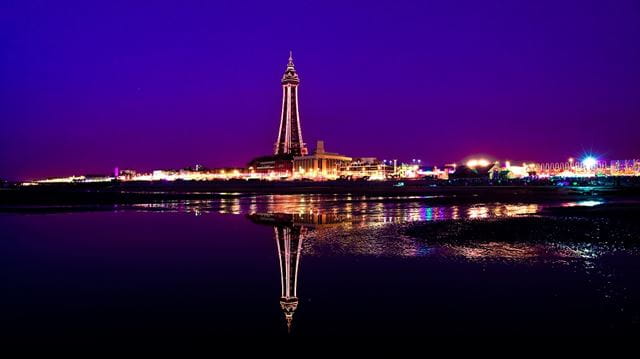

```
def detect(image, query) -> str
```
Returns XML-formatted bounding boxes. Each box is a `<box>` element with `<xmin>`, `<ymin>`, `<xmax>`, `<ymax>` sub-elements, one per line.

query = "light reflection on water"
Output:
<box><xmin>129</xmin><ymin>194</ymin><xmax>547</xmax><ymax>223</ymax></box>
<box><xmin>297</xmin><ymin>219</ymin><xmax>626</xmax><ymax>262</ymax></box>
<box><xmin>562</xmin><ymin>200</ymin><xmax>604</xmax><ymax>207</ymax></box>
<box><xmin>4</xmin><ymin>194</ymin><xmax>639</xmax><ymax>335</ymax></box>
<box><xmin>126</xmin><ymin>195</ymin><xmax>637</xmax><ymax>264</ymax></box>
<box><xmin>246</xmin><ymin>204</ymin><xmax>639</xmax><ymax>333</ymax></box>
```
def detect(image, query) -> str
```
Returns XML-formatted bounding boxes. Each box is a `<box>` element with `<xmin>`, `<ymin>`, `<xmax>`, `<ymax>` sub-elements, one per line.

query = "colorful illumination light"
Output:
<box><xmin>582</xmin><ymin>156</ymin><xmax>597</xmax><ymax>169</ymax></box>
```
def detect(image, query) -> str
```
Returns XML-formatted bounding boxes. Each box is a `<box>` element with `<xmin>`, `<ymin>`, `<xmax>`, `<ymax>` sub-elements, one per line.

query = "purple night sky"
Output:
<box><xmin>1</xmin><ymin>0</ymin><xmax>639</xmax><ymax>180</ymax></box>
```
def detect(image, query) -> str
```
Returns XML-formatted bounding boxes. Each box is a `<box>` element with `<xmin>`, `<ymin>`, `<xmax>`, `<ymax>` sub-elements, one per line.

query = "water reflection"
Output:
<box><xmin>275</xmin><ymin>224</ymin><xmax>302</xmax><ymax>333</ymax></box>
<box><xmin>126</xmin><ymin>196</ymin><xmax>630</xmax><ymax>265</ymax></box>
<box><xmin>113</xmin><ymin>195</ymin><xmax>640</xmax><ymax>334</ymax></box>
<box><xmin>562</xmin><ymin>200</ymin><xmax>604</xmax><ymax>207</ymax></box>
<box><xmin>244</xmin><ymin>206</ymin><xmax>634</xmax><ymax>333</ymax></box>
<box><xmin>3</xmin><ymin>194</ymin><xmax>639</xmax><ymax>335</ymax></box>
<box><xmin>130</xmin><ymin>194</ymin><xmax>547</xmax><ymax>224</ymax></box>
<box><xmin>123</xmin><ymin>196</ymin><xmax>635</xmax><ymax>266</ymax></box>
<box><xmin>248</xmin><ymin>212</ymin><xmax>345</xmax><ymax>333</ymax></box>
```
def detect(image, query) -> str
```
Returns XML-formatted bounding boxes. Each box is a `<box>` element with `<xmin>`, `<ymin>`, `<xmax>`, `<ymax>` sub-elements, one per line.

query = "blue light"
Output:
<box><xmin>582</xmin><ymin>156</ymin><xmax>597</xmax><ymax>169</ymax></box>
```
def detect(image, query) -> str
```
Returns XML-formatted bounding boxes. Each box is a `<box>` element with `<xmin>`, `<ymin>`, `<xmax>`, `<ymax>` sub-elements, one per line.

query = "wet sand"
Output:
<box><xmin>404</xmin><ymin>201</ymin><xmax>640</xmax><ymax>248</ymax></box>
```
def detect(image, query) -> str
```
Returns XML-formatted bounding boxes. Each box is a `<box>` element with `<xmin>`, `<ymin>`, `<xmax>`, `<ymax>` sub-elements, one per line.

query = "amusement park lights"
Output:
<box><xmin>582</xmin><ymin>156</ymin><xmax>598</xmax><ymax>169</ymax></box>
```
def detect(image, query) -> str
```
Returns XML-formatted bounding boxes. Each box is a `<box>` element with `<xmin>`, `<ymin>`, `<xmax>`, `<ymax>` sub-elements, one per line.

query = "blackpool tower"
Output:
<box><xmin>274</xmin><ymin>52</ymin><xmax>307</xmax><ymax>156</ymax></box>
<box><xmin>275</xmin><ymin>224</ymin><xmax>304</xmax><ymax>333</ymax></box>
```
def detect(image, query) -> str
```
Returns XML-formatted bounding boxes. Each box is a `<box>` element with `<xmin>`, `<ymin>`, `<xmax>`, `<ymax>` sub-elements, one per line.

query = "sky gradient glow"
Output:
<box><xmin>1</xmin><ymin>0</ymin><xmax>639</xmax><ymax>180</ymax></box>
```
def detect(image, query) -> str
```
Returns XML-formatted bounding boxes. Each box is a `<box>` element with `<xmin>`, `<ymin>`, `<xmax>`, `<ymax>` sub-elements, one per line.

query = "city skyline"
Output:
<box><xmin>2</xmin><ymin>1</ymin><xmax>640</xmax><ymax>180</ymax></box>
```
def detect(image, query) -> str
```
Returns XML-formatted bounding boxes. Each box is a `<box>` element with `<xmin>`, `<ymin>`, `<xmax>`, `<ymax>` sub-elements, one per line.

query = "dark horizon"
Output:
<box><xmin>2</xmin><ymin>0</ymin><xmax>639</xmax><ymax>180</ymax></box>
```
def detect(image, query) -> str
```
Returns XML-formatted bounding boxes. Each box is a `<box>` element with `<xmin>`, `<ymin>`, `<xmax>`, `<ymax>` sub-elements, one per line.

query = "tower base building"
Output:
<box><xmin>293</xmin><ymin>141</ymin><xmax>352</xmax><ymax>179</ymax></box>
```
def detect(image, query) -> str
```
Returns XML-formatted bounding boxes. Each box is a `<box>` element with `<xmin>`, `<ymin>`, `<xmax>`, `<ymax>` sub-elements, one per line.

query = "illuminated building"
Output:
<box><xmin>275</xmin><ymin>52</ymin><xmax>307</xmax><ymax>157</ymax></box>
<box><xmin>416</xmin><ymin>166</ymin><xmax>450</xmax><ymax>180</ymax></box>
<box><xmin>394</xmin><ymin>162</ymin><xmax>422</xmax><ymax>178</ymax></box>
<box><xmin>293</xmin><ymin>141</ymin><xmax>352</xmax><ymax>179</ymax></box>
<box><xmin>609</xmin><ymin>159</ymin><xmax>640</xmax><ymax>176</ymax></box>
<box><xmin>532</xmin><ymin>158</ymin><xmax>640</xmax><ymax>177</ymax></box>
<box><xmin>339</xmin><ymin>157</ymin><xmax>393</xmax><ymax>180</ymax></box>
<box><xmin>116</xmin><ymin>169</ymin><xmax>138</xmax><ymax>180</ymax></box>
<box><xmin>247</xmin><ymin>155</ymin><xmax>293</xmax><ymax>176</ymax></box>
<box><xmin>489</xmin><ymin>161</ymin><xmax>535</xmax><ymax>179</ymax></box>
<box><xmin>33</xmin><ymin>174</ymin><xmax>114</xmax><ymax>184</ymax></box>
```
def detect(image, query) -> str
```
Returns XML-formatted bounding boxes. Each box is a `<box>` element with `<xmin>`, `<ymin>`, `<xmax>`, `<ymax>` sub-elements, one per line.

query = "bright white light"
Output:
<box><xmin>582</xmin><ymin>156</ymin><xmax>597</xmax><ymax>169</ymax></box>
<box><xmin>467</xmin><ymin>158</ymin><xmax>490</xmax><ymax>168</ymax></box>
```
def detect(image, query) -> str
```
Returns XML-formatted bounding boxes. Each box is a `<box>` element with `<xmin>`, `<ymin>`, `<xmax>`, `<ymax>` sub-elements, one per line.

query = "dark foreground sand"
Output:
<box><xmin>405</xmin><ymin>202</ymin><xmax>640</xmax><ymax>246</ymax></box>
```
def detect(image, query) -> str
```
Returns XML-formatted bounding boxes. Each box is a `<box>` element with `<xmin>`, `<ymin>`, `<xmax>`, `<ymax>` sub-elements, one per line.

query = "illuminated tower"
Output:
<box><xmin>275</xmin><ymin>52</ymin><xmax>307</xmax><ymax>156</ymax></box>
<box><xmin>274</xmin><ymin>225</ymin><xmax>304</xmax><ymax>333</ymax></box>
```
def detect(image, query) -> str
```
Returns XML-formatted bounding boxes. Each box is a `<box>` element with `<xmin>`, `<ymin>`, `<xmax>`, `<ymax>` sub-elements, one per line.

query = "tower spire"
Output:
<box><xmin>274</xmin><ymin>52</ymin><xmax>307</xmax><ymax>156</ymax></box>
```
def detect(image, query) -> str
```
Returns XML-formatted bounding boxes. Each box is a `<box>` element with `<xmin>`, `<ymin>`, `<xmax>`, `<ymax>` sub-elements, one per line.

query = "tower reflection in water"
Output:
<box><xmin>248</xmin><ymin>212</ymin><xmax>343</xmax><ymax>333</ymax></box>
<box><xmin>275</xmin><ymin>224</ymin><xmax>303</xmax><ymax>332</ymax></box>
<box><xmin>245</xmin><ymin>204</ymin><xmax>592</xmax><ymax>333</ymax></box>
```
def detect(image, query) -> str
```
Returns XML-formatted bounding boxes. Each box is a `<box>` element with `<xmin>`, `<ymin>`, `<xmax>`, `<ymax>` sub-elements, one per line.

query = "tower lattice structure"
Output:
<box><xmin>275</xmin><ymin>52</ymin><xmax>307</xmax><ymax>156</ymax></box>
